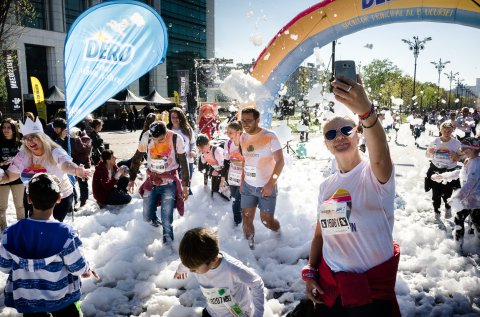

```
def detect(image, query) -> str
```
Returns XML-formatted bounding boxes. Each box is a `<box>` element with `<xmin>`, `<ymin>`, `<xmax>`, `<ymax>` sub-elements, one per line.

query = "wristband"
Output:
<box><xmin>358</xmin><ymin>104</ymin><xmax>375</xmax><ymax>120</ymax></box>
<box><xmin>301</xmin><ymin>264</ymin><xmax>319</xmax><ymax>282</ymax></box>
<box><xmin>361</xmin><ymin>114</ymin><xmax>379</xmax><ymax>129</ymax></box>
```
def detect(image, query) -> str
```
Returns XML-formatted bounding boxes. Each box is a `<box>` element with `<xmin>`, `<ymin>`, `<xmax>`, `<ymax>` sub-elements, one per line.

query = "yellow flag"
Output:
<box><xmin>173</xmin><ymin>90</ymin><xmax>180</xmax><ymax>106</ymax></box>
<box><xmin>30</xmin><ymin>76</ymin><xmax>47</xmax><ymax>122</ymax></box>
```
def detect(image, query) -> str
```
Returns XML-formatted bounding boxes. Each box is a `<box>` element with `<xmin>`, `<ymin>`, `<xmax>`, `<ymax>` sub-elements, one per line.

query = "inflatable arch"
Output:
<box><xmin>251</xmin><ymin>0</ymin><xmax>480</xmax><ymax>127</ymax></box>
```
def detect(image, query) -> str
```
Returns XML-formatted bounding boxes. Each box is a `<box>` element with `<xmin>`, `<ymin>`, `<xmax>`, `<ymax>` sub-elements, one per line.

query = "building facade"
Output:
<box><xmin>8</xmin><ymin>0</ymin><xmax>214</xmax><ymax>104</ymax></box>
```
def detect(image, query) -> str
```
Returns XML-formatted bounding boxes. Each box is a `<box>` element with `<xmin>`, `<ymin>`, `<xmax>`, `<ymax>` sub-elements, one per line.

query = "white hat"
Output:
<box><xmin>19</xmin><ymin>117</ymin><xmax>43</xmax><ymax>135</ymax></box>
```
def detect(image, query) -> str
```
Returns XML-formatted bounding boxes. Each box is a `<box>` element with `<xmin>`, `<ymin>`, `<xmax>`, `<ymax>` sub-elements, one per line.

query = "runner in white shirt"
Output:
<box><xmin>167</xmin><ymin>107</ymin><xmax>196</xmax><ymax>195</ymax></box>
<box><xmin>425</xmin><ymin>121</ymin><xmax>462</xmax><ymax>217</ymax></box>
<box><xmin>127</xmin><ymin>121</ymin><xmax>190</xmax><ymax>243</ymax></box>
<box><xmin>303</xmin><ymin>75</ymin><xmax>400</xmax><ymax>316</ymax></box>
<box><xmin>225</xmin><ymin>121</ymin><xmax>244</xmax><ymax>226</ymax></box>
<box><xmin>175</xmin><ymin>228</ymin><xmax>265</xmax><ymax>317</ymax></box>
<box><xmin>240</xmin><ymin>107</ymin><xmax>284</xmax><ymax>249</ymax></box>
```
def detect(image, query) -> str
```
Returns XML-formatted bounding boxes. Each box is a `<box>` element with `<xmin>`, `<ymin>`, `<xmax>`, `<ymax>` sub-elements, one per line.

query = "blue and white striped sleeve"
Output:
<box><xmin>61</xmin><ymin>233</ymin><xmax>89</xmax><ymax>276</ymax></box>
<box><xmin>0</xmin><ymin>244</ymin><xmax>13</xmax><ymax>273</ymax></box>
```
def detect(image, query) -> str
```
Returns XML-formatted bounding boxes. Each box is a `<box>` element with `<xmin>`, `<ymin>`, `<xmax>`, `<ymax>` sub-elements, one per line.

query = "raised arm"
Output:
<box><xmin>332</xmin><ymin>76</ymin><xmax>393</xmax><ymax>184</ymax></box>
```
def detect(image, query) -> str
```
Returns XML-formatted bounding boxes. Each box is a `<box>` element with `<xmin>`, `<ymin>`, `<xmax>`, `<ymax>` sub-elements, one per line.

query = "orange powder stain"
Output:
<box><xmin>149</xmin><ymin>140</ymin><xmax>172</xmax><ymax>159</ymax></box>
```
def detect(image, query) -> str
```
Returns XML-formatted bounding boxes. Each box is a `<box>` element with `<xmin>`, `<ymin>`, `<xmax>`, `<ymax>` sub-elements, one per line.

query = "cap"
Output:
<box><xmin>461</xmin><ymin>137</ymin><xmax>480</xmax><ymax>150</ymax></box>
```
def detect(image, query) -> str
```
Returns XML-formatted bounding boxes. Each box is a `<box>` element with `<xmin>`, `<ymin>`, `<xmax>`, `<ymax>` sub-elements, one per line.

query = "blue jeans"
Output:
<box><xmin>143</xmin><ymin>182</ymin><xmax>176</xmax><ymax>242</ymax></box>
<box><xmin>230</xmin><ymin>185</ymin><xmax>242</xmax><ymax>225</ymax></box>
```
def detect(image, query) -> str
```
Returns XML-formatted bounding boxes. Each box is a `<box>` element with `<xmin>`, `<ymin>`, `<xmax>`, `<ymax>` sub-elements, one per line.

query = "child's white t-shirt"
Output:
<box><xmin>317</xmin><ymin>160</ymin><xmax>395</xmax><ymax>273</ymax></box>
<box><xmin>194</xmin><ymin>252</ymin><xmax>264</xmax><ymax>317</ymax></box>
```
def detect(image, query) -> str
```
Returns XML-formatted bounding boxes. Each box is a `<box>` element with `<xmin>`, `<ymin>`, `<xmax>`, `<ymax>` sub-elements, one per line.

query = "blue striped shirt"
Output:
<box><xmin>0</xmin><ymin>218</ymin><xmax>89</xmax><ymax>313</ymax></box>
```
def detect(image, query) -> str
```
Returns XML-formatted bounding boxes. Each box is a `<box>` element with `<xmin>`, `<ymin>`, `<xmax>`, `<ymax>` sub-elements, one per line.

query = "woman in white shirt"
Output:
<box><xmin>425</xmin><ymin>121</ymin><xmax>462</xmax><ymax>216</ymax></box>
<box><xmin>302</xmin><ymin>76</ymin><xmax>399</xmax><ymax>316</ymax></box>
<box><xmin>168</xmin><ymin>107</ymin><xmax>196</xmax><ymax>194</ymax></box>
<box><xmin>0</xmin><ymin>117</ymin><xmax>90</xmax><ymax>222</ymax></box>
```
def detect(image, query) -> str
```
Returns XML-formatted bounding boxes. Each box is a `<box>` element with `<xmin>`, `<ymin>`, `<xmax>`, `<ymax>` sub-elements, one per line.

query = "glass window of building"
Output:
<box><xmin>139</xmin><ymin>72</ymin><xmax>150</xmax><ymax>96</ymax></box>
<box><xmin>25</xmin><ymin>44</ymin><xmax>48</xmax><ymax>94</ymax></box>
<box><xmin>20</xmin><ymin>0</ymin><xmax>46</xmax><ymax>29</ymax></box>
<box><xmin>161</xmin><ymin>0</ymin><xmax>207</xmax><ymax>96</ymax></box>
<box><xmin>65</xmin><ymin>0</ymin><xmax>86</xmax><ymax>31</ymax></box>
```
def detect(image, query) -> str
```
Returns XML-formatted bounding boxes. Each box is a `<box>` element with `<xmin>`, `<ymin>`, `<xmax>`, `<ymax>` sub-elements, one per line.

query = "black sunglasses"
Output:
<box><xmin>325</xmin><ymin>126</ymin><xmax>355</xmax><ymax>141</ymax></box>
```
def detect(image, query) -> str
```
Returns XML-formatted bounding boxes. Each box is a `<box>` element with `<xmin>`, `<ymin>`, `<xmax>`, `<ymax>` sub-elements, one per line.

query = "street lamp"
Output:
<box><xmin>402</xmin><ymin>36</ymin><xmax>432</xmax><ymax>108</ymax></box>
<box><xmin>430</xmin><ymin>58</ymin><xmax>450</xmax><ymax>110</ymax></box>
<box><xmin>444</xmin><ymin>70</ymin><xmax>459</xmax><ymax>109</ymax></box>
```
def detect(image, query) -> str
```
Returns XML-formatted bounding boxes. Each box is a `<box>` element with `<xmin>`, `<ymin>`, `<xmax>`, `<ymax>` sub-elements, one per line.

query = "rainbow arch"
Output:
<box><xmin>251</xmin><ymin>0</ymin><xmax>480</xmax><ymax>127</ymax></box>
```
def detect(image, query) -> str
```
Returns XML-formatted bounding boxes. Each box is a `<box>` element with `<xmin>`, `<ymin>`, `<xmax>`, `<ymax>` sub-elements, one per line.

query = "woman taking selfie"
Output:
<box><xmin>302</xmin><ymin>75</ymin><xmax>400</xmax><ymax>317</ymax></box>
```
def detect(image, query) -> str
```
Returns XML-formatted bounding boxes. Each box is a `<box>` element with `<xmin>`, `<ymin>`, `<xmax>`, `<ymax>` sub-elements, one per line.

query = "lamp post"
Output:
<box><xmin>402</xmin><ymin>36</ymin><xmax>432</xmax><ymax>109</ymax></box>
<box><xmin>430</xmin><ymin>58</ymin><xmax>450</xmax><ymax>110</ymax></box>
<box><xmin>444</xmin><ymin>70</ymin><xmax>459</xmax><ymax>109</ymax></box>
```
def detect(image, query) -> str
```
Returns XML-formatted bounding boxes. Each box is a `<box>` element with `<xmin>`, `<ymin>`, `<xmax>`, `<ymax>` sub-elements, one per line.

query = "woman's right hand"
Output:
<box><xmin>305</xmin><ymin>279</ymin><xmax>324</xmax><ymax>304</ymax></box>
<box><xmin>128</xmin><ymin>180</ymin><xmax>135</xmax><ymax>193</ymax></box>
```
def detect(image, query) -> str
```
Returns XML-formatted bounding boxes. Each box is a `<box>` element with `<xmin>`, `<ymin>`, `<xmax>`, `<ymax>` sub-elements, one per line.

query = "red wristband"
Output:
<box><xmin>301</xmin><ymin>265</ymin><xmax>319</xmax><ymax>282</ymax></box>
<box><xmin>359</xmin><ymin>104</ymin><xmax>375</xmax><ymax>120</ymax></box>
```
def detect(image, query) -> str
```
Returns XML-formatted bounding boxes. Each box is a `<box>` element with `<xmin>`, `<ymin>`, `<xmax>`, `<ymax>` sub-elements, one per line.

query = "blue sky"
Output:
<box><xmin>214</xmin><ymin>0</ymin><xmax>480</xmax><ymax>89</ymax></box>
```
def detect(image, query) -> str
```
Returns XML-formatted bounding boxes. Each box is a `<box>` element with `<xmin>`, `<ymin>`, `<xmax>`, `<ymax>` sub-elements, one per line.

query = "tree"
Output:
<box><xmin>0</xmin><ymin>0</ymin><xmax>36</xmax><ymax>101</ymax></box>
<box><xmin>361</xmin><ymin>59</ymin><xmax>402</xmax><ymax>107</ymax></box>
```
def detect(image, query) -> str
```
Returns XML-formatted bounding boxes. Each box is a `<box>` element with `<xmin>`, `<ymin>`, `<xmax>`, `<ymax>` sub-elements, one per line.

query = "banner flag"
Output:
<box><xmin>3</xmin><ymin>50</ymin><xmax>23</xmax><ymax>113</ymax></box>
<box><xmin>64</xmin><ymin>0</ymin><xmax>168</xmax><ymax>128</ymax></box>
<box><xmin>30</xmin><ymin>77</ymin><xmax>47</xmax><ymax>122</ymax></box>
<box><xmin>177</xmin><ymin>70</ymin><xmax>189</xmax><ymax>112</ymax></box>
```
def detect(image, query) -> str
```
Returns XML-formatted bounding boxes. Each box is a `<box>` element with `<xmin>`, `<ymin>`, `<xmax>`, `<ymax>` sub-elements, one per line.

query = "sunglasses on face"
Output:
<box><xmin>325</xmin><ymin>126</ymin><xmax>355</xmax><ymax>141</ymax></box>
<box><xmin>23</xmin><ymin>135</ymin><xmax>38</xmax><ymax>142</ymax></box>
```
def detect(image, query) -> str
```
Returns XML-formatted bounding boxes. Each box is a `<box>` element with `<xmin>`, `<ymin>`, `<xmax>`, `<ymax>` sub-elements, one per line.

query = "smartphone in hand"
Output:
<box><xmin>334</xmin><ymin>60</ymin><xmax>357</xmax><ymax>83</ymax></box>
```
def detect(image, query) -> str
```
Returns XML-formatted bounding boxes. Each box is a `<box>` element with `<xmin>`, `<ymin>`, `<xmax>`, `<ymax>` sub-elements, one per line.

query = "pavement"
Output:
<box><xmin>99</xmin><ymin>129</ymin><xmax>143</xmax><ymax>160</ymax></box>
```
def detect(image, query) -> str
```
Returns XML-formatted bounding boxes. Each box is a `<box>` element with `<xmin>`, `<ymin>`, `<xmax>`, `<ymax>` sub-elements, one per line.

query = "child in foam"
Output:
<box><xmin>431</xmin><ymin>137</ymin><xmax>480</xmax><ymax>246</ymax></box>
<box><xmin>0</xmin><ymin>173</ymin><xmax>99</xmax><ymax>315</ymax></box>
<box><xmin>0</xmin><ymin>117</ymin><xmax>90</xmax><ymax>222</ymax></box>
<box><xmin>174</xmin><ymin>227</ymin><xmax>264</xmax><ymax>317</ymax></box>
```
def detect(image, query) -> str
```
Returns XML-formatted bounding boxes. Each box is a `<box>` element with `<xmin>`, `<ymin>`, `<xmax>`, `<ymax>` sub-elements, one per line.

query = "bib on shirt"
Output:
<box><xmin>200</xmin><ymin>286</ymin><xmax>247</xmax><ymax>317</ymax></box>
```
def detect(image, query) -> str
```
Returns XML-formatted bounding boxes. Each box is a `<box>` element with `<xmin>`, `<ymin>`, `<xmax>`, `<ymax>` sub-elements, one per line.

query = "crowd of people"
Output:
<box><xmin>0</xmin><ymin>84</ymin><xmax>478</xmax><ymax>316</ymax></box>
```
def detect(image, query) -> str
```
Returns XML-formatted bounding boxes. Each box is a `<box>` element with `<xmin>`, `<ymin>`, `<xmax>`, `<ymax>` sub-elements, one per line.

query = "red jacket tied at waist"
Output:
<box><xmin>138</xmin><ymin>169</ymin><xmax>185</xmax><ymax>216</ymax></box>
<box><xmin>317</xmin><ymin>242</ymin><xmax>401</xmax><ymax>317</ymax></box>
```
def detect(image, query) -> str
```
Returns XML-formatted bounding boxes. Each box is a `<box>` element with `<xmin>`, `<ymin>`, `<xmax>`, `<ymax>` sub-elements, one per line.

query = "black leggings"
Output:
<box><xmin>454</xmin><ymin>209</ymin><xmax>480</xmax><ymax>240</ymax></box>
<box><xmin>23</xmin><ymin>302</ymin><xmax>81</xmax><ymax>317</ymax></box>
<box><xmin>425</xmin><ymin>163</ymin><xmax>460</xmax><ymax>212</ymax></box>
<box><xmin>315</xmin><ymin>298</ymin><xmax>393</xmax><ymax>317</ymax></box>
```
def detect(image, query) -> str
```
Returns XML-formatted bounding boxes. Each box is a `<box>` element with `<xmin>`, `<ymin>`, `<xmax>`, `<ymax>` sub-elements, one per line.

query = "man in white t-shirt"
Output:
<box><xmin>240</xmin><ymin>107</ymin><xmax>284</xmax><ymax>249</ymax></box>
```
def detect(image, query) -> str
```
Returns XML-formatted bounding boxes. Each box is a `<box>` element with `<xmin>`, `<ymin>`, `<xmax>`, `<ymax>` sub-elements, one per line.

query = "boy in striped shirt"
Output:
<box><xmin>0</xmin><ymin>173</ymin><xmax>98</xmax><ymax>316</ymax></box>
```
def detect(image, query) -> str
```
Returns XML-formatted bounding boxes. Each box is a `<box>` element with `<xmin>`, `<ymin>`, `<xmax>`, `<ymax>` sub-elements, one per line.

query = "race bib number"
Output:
<box><xmin>244</xmin><ymin>165</ymin><xmax>257</xmax><ymax>182</ymax></box>
<box><xmin>317</xmin><ymin>200</ymin><xmax>352</xmax><ymax>235</ymax></box>
<box><xmin>149</xmin><ymin>158</ymin><xmax>166</xmax><ymax>173</ymax></box>
<box><xmin>228</xmin><ymin>164</ymin><xmax>242</xmax><ymax>186</ymax></box>
<box><xmin>200</xmin><ymin>287</ymin><xmax>246</xmax><ymax>317</ymax></box>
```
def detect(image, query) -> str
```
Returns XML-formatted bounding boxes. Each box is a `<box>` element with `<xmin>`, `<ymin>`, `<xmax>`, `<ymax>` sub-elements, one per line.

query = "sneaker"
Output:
<box><xmin>149</xmin><ymin>219</ymin><xmax>162</xmax><ymax>227</ymax></box>
<box><xmin>247</xmin><ymin>236</ymin><xmax>255</xmax><ymax>250</ymax></box>
<box><xmin>445</xmin><ymin>208</ymin><xmax>452</xmax><ymax>219</ymax></box>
